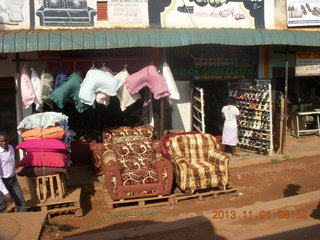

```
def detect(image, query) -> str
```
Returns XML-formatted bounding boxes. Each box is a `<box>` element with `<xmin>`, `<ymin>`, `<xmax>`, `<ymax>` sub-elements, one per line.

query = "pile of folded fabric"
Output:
<box><xmin>16</xmin><ymin>112</ymin><xmax>72</xmax><ymax>177</ymax></box>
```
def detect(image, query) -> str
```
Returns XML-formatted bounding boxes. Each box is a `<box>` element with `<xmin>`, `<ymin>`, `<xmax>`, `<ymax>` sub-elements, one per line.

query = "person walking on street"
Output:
<box><xmin>0</xmin><ymin>131</ymin><xmax>26</xmax><ymax>212</ymax></box>
<box><xmin>221</xmin><ymin>97</ymin><xmax>240</xmax><ymax>157</ymax></box>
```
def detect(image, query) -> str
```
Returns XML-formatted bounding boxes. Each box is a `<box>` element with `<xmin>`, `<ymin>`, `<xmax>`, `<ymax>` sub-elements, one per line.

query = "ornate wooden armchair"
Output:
<box><xmin>101</xmin><ymin>126</ymin><xmax>174</xmax><ymax>200</ymax></box>
<box><xmin>164</xmin><ymin>133</ymin><xmax>230</xmax><ymax>193</ymax></box>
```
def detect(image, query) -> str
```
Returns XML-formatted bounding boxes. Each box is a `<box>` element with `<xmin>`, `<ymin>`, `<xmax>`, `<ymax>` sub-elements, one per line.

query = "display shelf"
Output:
<box><xmin>229</xmin><ymin>79</ymin><xmax>273</xmax><ymax>155</ymax></box>
<box><xmin>192</xmin><ymin>86</ymin><xmax>205</xmax><ymax>133</ymax></box>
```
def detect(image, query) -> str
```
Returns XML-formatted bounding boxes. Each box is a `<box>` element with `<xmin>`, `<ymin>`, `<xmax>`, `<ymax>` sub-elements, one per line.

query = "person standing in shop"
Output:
<box><xmin>0</xmin><ymin>132</ymin><xmax>26</xmax><ymax>212</ymax></box>
<box><xmin>221</xmin><ymin>98</ymin><xmax>240</xmax><ymax>157</ymax></box>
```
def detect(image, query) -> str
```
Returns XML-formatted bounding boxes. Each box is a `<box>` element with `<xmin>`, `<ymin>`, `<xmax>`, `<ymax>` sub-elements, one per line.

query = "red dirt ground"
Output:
<box><xmin>40</xmin><ymin>154</ymin><xmax>320</xmax><ymax>239</ymax></box>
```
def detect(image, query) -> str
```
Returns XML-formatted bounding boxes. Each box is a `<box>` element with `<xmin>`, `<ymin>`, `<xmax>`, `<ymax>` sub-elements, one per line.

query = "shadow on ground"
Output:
<box><xmin>62</xmin><ymin>216</ymin><xmax>225</xmax><ymax>240</ymax></box>
<box><xmin>283</xmin><ymin>184</ymin><xmax>301</xmax><ymax>197</ymax></box>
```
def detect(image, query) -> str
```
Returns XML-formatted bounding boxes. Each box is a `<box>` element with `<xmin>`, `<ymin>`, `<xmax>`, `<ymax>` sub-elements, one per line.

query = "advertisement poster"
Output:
<box><xmin>287</xmin><ymin>0</ymin><xmax>320</xmax><ymax>27</ymax></box>
<box><xmin>160</xmin><ymin>0</ymin><xmax>272</xmax><ymax>29</ymax></box>
<box><xmin>0</xmin><ymin>0</ymin><xmax>30</xmax><ymax>30</ymax></box>
<box><xmin>34</xmin><ymin>0</ymin><xmax>149</xmax><ymax>29</ymax></box>
<box><xmin>296</xmin><ymin>52</ymin><xmax>320</xmax><ymax>76</ymax></box>
<box><xmin>0</xmin><ymin>0</ymin><xmax>272</xmax><ymax>30</ymax></box>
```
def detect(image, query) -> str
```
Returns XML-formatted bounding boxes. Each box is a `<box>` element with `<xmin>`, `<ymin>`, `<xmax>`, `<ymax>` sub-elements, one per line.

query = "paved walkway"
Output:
<box><xmin>230</xmin><ymin>134</ymin><xmax>320</xmax><ymax>168</ymax></box>
<box><xmin>0</xmin><ymin>212</ymin><xmax>47</xmax><ymax>240</ymax></box>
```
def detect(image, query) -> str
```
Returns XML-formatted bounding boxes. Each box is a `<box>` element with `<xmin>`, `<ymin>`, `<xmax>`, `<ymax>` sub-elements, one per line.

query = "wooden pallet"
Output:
<box><xmin>26</xmin><ymin>187</ymin><xmax>82</xmax><ymax>220</ymax></box>
<box><xmin>173</xmin><ymin>186</ymin><xmax>238</xmax><ymax>204</ymax></box>
<box><xmin>104</xmin><ymin>186</ymin><xmax>238</xmax><ymax>210</ymax></box>
<box><xmin>27</xmin><ymin>173</ymin><xmax>67</xmax><ymax>202</ymax></box>
<box><xmin>104</xmin><ymin>189</ymin><xmax>175</xmax><ymax>210</ymax></box>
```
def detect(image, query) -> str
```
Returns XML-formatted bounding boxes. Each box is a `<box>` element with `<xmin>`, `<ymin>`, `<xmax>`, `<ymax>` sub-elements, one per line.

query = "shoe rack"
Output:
<box><xmin>229</xmin><ymin>79</ymin><xmax>274</xmax><ymax>155</ymax></box>
<box><xmin>192</xmin><ymin>86</ymin><xmax>206</xmax><ymax>133</ymax></box>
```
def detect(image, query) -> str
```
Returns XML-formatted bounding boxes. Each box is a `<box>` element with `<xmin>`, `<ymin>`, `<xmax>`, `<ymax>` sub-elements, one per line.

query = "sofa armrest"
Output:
<box><xmin>154</xmin><ymin>158</ymin><xmax>173</xmax><ymax>180</ymax></box>
<box><xmin>102</xmin><ymin>149</ymin><xmax>118</xmax><ymax>166</ymax></box>
<box><xmin>153</xmin><ymin>140</ymin><xmax>164</xmax><ymax>158</ymax></box>
<box><xmin>102</xmin><ymin>150</ymin><xmax>123</xmax><ymax>187</ymax></box>
<box><xmin>171</xmin><ymin>155</ymin><xmax>190</xmax><ymax>167</ymax></box>
<box><xmin>207</xmin><ymin>151</ymin><xmax>230</xmax><ymax>186</ymax></box>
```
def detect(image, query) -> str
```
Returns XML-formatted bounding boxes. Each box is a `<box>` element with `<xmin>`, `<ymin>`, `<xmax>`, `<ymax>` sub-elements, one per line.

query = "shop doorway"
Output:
<box><xmin>0</xmin><ymin>77</ymin><xmax>18</xmax><ymax>146</ymax></box>
<box><xmin>191</xmin><ymin>80</ymin><xmax>228</xmax><ymax>136</ymax></box>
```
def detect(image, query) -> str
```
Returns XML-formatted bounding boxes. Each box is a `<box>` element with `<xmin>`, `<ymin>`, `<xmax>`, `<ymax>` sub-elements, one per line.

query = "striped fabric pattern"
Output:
<box><xmin>166</xmin><ymin>133</ymin><xmax>230</xmax><ymax>192</ymax></box>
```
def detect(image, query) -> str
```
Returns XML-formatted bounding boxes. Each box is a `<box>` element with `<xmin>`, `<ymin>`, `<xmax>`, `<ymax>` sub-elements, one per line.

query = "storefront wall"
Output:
<box><xmin>1</xmin><ymin>0</ymin><xmax>320</xmax><ymax>150</ymax></box>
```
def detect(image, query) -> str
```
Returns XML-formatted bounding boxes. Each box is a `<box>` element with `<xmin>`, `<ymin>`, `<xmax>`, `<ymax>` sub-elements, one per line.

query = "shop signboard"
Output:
<box><xmin>287</xmin><ymin>0</ymin><xmax>320</xmax><ymax>27</ymax></box>
<box><xmin>0</xmin><ymin>0</ymin><xmax>273</xmax><ymax>30</ymax></box>
<box><xmin>160</xmin><ymin>0</ymin><xmax>273</xmax><ymax>29</ymax></box>
<box><xmin>295</xmin><ymin>52</ymin><xmax>320</xmax><ymax>76</ymax></box>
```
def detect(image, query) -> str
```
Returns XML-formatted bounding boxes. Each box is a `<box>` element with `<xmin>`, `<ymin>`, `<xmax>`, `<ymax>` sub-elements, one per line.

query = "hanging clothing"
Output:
<box><xmin>20</xmin><ymin>65</ymin><xmax>36</xmax><ymax>109</ymax></box>
<box><xmin>49</xmin><ymin>72</ymin><xmax>89</xmax><ymax>113</ymax></box>
<box><xmin>54</xmin><ymin>67</ymin><xmax>68</xmax><ymax>89</ymax></box>
<box><xmin>125</xmin><ymin>65</ymin><xmax>170</xmax><ymax>100</ymax></box>
<box><xmin>40</xmin><ymin>69</ymin><xmax>55</xmax><ymax>110</ymax></box>
<box><xmin>160</xmin><ymin>61</ymin><xmax>180</xmax><ymax>100</ymax></box>
<box><xmin>30</xmin><ymin>68</ymin><xmax>42</xmax><ymax>111</ymax></box>
<box><xmin>115</xmin><ymin>68</ymin><xmax>140</xmax><ymax>111</ymax></box>
<box><xmin>78</xmin><ymin>66</ymin><xmax>123</xmax><ymax>106</ymax></box>
<box><xmin>221</xmin><ymin>105</ymin><xmax>240</xmax><ymax>146</ymax></box>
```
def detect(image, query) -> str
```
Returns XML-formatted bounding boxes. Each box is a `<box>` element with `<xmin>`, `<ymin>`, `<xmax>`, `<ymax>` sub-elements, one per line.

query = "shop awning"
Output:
<box><xmin>1</xmin><ymin>28</ymin><xmax>320</xmax><ymax>53</ymax></box>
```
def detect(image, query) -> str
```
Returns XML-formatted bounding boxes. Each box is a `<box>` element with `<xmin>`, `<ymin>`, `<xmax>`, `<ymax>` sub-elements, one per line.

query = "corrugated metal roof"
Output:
<box><xmin>1</xmin><ymin>28</ymin><xmax>320</xmax><ymax>53</ymax></box>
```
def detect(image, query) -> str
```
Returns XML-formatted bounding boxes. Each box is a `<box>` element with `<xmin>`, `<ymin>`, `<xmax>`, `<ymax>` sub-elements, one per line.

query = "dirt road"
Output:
<box><xmin>41</xmin><ymin>154</ymin><xmax>320</xmax><ymax>239</ymax></box>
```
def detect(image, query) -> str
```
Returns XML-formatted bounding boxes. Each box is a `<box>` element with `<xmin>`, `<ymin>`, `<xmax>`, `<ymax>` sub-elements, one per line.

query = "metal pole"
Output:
<box><xmin>282</xmin><ymin>46</ymin><xmax>289</xmax><ymax>153</ymax></box>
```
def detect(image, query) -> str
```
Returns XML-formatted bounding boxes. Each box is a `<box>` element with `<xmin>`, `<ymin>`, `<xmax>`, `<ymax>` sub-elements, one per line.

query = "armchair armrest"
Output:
<box><xmin>102</xmin><ymin>150</ymin><xmax>123</xmax><ymax>194</ymax></box>
<box><xmin>171</xmin><ymin>155</ymin><xmax>190</xmax><ymax>167</ymax></box>
<box><xmin>154</xmin><ymin>158</ymin><xmax>174</xmax><ymax>194</ymax></box>
<box><xmin>207</xmin><ymin>151</ymin><xmax>230</xmax><ymax>186</ymax></box>
<box><xmin>102</xmin><ymin>149</ymin><xmax>118</xmax><ymax>166</ymax></box>
<box><xmin>153</xmin><ymin>140</ymin><xmax>164</xmax><ymax>158</ymax></box>
<box><xmin>171</xmin><ymin>155</ymin><xmax>191</xmax><ymax>189</ymax></box>
<box><xmin>101</xmin><ymin>150</ymin><xmax>122</xmax><ymax>181</ymax></box>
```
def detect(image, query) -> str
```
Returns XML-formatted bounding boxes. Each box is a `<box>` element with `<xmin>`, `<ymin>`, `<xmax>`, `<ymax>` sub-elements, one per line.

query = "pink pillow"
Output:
<box><xmin>18</xmin><ymin>152</ymin><xmax>70</xmax><ymax>168</ymax></box>
<box><xmin>17</xmin><ymin>167</ymin><xmax>69</xmax><ymax>177</ymax></box>
<box><xmin>16</xmin><ymin>139</ymin><xmax>69</xmax><ymax>152</ymax></box>
<box><xmin>125</xmin><ymin>66</ymin><xmax>170</xmax><ymax>100</ymax></box>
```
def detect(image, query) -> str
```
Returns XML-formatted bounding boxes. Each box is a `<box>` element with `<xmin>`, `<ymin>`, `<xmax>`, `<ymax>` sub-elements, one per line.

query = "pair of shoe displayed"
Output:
<box><xmin>177</xmin><ymin>5</ymin><xmax>194</xmax><ymax>14</ymax></box>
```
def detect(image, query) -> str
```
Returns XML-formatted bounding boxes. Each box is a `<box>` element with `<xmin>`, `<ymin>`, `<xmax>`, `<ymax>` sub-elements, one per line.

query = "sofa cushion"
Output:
<box><xmin>188</xmin><ymin>161</ymin><xmax>218</xmax><ymax>188</ymax></box>
<box><xmin>112</xmin><ymin>139</ymin><xmax>155</xmax><ymax>171</ymax></box>
<box><xmin>122</xmin><ymin>168</ymin><xmax>158</xmax><ymax>186</ymax></box>
<box><xmin>103</xmin><ymin>125</ymin><xmax>154</xmax><ymax>150</ymax></box>
<box><xmin>166</xmin><ymin>134</ymin><xmax>220</xmax><ymax>163</ymax></box>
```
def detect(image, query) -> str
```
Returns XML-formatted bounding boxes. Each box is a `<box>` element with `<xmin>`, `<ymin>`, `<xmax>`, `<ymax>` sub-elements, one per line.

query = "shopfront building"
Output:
<box><xmin>1</xmin><ymin>0</ymin><xmax>320</xmax><ymax>158</ymax></box>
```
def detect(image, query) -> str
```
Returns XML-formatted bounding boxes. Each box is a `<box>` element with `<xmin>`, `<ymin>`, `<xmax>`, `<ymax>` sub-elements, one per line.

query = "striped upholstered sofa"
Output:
<box><xmin>101</xmin><ymin>125</ymin><xmax>174</xmax><ymax>200</ymax></box>
<box><xmin>164</xmin><ymin>133</ymin><xmax>230</xmax><ymax>193</ymax></box>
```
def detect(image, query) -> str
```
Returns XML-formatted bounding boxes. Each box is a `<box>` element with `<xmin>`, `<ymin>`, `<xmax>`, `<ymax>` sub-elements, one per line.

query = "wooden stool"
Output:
<box><xmin>27</xmin><ymin>173</ymin><xmax>67</xmax><ymax>202</ymax></box>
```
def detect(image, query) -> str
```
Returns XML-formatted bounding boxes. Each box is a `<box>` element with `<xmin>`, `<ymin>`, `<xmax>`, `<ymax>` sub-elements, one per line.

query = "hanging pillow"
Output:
<box><xmin>115</xmin><ymin>68</ymin><xmax>140</xmax><ymax>111</ymax></box>
<box><xmin>160</xmin><ymin>61</ymin><xmax>180</xmax><ymax>100</ymax></box>
<box><xmin>79</xmin><ymin>67</ymin><xmax>123</xmax><ymax>106</ymax></box>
